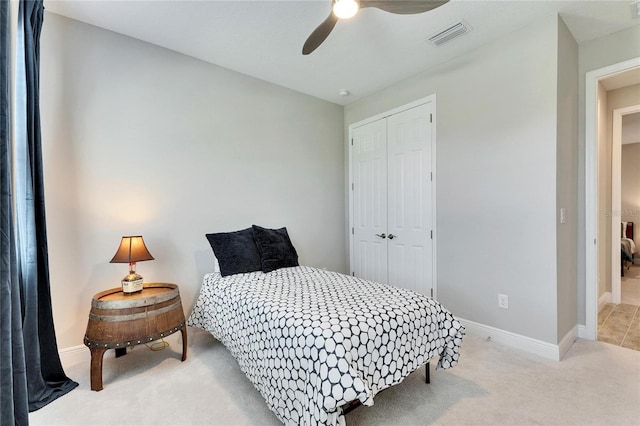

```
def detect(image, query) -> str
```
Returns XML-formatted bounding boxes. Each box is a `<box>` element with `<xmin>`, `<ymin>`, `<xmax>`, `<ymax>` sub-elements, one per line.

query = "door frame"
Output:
<box><xmin>585</xmin><ymin>58</ymin><xmax>640</xmax><ymax>340</ymax></box>
<box><xmin>611</xmin><ymin>104</ymin><xmax>640</xmax><ymax>304</ymax></box>
<box><xmin>348</xmin><ymin>94</ymin><xmax>437</xmax><ymax>297</ymax></box>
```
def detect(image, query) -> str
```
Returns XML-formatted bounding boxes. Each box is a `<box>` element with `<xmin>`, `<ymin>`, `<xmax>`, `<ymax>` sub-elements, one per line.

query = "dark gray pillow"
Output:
<box><xmin>205</xmin><ymin>228</ymin><xmax>262</xmax><ymax>277</ymax></box>
<box><xmin>252</xmin><ymin>225</ymin><xmax>299</xmax><ymax>273</ymax></box>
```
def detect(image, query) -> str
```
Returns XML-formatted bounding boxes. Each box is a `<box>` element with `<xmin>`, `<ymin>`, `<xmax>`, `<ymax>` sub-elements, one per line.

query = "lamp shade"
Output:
<box><xmin>110</xmin><ymin>236</ymin><xmax>154</xmax><ymax>264</ymax></box>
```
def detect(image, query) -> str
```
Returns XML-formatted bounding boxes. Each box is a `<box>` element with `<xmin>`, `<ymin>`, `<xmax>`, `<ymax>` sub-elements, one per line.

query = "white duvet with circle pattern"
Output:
<box><xmin>188</xmin><ymin>266</ymin><xmax>464</xmax><ymax>425</ymax></box>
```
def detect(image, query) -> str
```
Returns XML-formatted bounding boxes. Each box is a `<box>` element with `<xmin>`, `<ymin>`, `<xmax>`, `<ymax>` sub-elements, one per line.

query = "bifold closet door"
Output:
<box><xmin>351</xmin><ymin>102</ymin><xmax>433</xmax><ymax>296</ymax></box>
<box><xmin>352</xmin><ymin>118</ymin><xmax>388</xmax><ymax>284</ymax></box>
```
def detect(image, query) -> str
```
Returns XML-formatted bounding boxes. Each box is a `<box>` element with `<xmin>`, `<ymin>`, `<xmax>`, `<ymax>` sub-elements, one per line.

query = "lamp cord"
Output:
<box><xmin>144</xmin><ymin>338</ymin><xmax>170</xmax><ymax>352</ymax></box>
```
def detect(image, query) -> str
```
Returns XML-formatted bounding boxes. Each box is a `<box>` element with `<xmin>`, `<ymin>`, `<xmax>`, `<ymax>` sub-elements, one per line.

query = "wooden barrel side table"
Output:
<box><xmin>84</xmin><ymin>283</ymin><xmax>187</xmax><ymax>391</ymax></box>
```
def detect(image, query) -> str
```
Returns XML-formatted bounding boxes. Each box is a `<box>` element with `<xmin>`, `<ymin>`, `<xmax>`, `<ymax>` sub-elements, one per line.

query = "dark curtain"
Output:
<box><xmin>1</xmin><ymin>1</ymin><xmax>30</xmax><ymax>423</ymax></box>
<box><xmin>1</xmin><ymin>1</ymin><xmax>77</xmax><ymax>423</ymax></box>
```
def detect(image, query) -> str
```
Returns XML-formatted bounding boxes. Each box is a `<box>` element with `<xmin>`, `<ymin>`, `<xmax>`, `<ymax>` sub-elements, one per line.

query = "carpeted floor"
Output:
<box><xmin>29</xmin><ymin>328</ymin><xmax>640</xmax><ymax>425</ymax></box>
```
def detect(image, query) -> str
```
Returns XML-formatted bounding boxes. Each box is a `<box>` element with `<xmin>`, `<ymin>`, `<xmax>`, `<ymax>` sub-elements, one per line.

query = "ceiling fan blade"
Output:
<box><xmin>360</xmin><ymin>0</ymin><xmax>449</xmax><ymax>15</ymax></box>
<box><xmin>302</xmin><ymin>12</ymin><xmax>340</xmax><ymax>55</ymax></box>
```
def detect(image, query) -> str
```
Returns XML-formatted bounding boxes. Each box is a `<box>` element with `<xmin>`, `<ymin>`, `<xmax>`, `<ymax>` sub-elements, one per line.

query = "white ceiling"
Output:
<box><xmin>44</xmin><ymin>0</ymin><xmax>640</xmax><ymax>105</ymax></box>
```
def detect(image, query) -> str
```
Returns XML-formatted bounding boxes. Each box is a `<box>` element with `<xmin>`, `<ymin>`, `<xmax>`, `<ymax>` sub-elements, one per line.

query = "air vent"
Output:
<box><xmin>427</xmin><ymin>20</ymin><xmax>471</xmax><ymax>46</ymax></box>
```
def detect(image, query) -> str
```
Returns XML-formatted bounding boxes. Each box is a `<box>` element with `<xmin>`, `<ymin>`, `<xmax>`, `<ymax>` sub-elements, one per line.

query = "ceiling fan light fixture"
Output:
<box><xmin>333</xmin><ymin>0</ymin><xmax>359</xmax><ymax>19</ymax></box>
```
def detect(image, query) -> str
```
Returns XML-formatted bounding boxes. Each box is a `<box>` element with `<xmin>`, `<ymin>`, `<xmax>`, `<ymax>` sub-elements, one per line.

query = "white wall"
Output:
<box><xmin>555</xmin><ymin>18</ymin><xmax>579</xmax><ymax>340</ymax></box>
<box><xmin>346</xmin><ymin>16</ymin><xmax>561</xmax><ymax>343</ymax></box>
<box><xmin>577</xmin><ymin>25</ymin><xmax>640</xmax><ymax>324</ymax></box>
<box><xmin>622</xmin><ymin>142</ymin><xmax>640</xmax><ymax>249</ymax></box>
<box><xmin>40</xmin><ymin>13</ymin><xmax>346</xmax><ymax>349</ymax></box>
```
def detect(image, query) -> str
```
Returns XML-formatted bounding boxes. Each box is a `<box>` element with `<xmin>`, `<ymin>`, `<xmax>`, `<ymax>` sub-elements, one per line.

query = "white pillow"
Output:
<box><xmin>213</xmin><ymin>255</ymin><xmax>220</xmax><ymax>273</ymax></box>
<box><xmin>622</xmin><ymin>221</ymin><xmax>628</xmax><ymax>238</ymax></box>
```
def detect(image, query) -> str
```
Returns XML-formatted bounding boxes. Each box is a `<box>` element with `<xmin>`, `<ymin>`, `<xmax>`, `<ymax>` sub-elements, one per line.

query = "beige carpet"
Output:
<box><xmin>30</xmin><ymin>329</ymin><xmax>640</xmax><ymax>426</ymax></box>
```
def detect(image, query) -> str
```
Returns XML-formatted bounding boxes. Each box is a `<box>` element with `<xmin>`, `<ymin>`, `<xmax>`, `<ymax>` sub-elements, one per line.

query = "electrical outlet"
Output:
<box><xmin>498</xmin><ymin>294</ymin><xmax>509</xmax><ymax>309</ymax></box>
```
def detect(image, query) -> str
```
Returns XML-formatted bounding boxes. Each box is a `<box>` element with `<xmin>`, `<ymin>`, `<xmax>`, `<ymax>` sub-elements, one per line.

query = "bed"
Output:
<box><xmin>621</xmin><ymin>221</ymin><xmax>636</xmax><ymax>276</ymax></box>
<box><xmin>188</xmin><ymin>226</ymin><xmax>464</xmax><ymax>426</ymax></box>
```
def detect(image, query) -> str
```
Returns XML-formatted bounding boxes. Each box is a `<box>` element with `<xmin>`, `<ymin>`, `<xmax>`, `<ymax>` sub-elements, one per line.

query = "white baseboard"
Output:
<box><xmin>558</xmin><ymin>326</ymin><xmax>578</xmax><ymax>360</ymax></box>
<box><xmin>60</xmin><ymin>344</ymin><xmax>90</xmax><ymax>369</ymax></box>
<box><xmin>577</xmin><ymin>324</ymin><xmax>587</xmax><ymax>339</ymax></box>
<box><xmin>598</xmin><ymin>291</ymin><xmax>612</xmax><ymax>312</ymax></box>
<box><xmin>458</xmin><ymin>318</ymin><xmax>576</xmax><ymax>361</ymax></box>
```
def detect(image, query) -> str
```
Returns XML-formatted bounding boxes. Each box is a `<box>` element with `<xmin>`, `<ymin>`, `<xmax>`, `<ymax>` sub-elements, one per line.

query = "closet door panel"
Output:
<box><xmin>388</xmin><ymin>243</ymin><xmax>426</xmax><ymax>293</ymax></box>
<box><xmin>352</xmin><ymin>118</ymin><xmax>388</xmax><ymax>284</ymax></box>
<box><xmin>387</xmin><ymin>103</ymin><xmax>433</xmax><ymax>295</ymax></box>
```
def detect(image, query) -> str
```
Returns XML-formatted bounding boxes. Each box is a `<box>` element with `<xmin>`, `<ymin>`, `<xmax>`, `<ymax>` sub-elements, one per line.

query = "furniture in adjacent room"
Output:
<box><xmin>84</xmin><ymin>283</ymin><xmax>187</xmax><ymax>391</ymax></box>
<box><xmin>349</xmin><ymin>97</ymin><xmax>435</xmax><ymax>297</ymax></box>
<box><xmin>621</xmin><ymin>221</ymin><xmax>636</xmax><ymax>276</ymax></box>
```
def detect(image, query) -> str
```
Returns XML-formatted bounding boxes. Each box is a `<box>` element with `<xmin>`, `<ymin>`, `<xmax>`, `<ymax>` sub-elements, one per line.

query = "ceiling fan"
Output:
<box><xmin>302</xmin><ymin>0</ymin><xmax>450</xmax><ymax>55</ymax></box>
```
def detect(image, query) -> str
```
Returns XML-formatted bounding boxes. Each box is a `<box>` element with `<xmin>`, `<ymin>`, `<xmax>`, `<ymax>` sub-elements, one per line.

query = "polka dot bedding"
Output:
<box><xmin>188</xmin><ymin>266</ymin><xmax>464</xmax><ymax>425</ymax></box>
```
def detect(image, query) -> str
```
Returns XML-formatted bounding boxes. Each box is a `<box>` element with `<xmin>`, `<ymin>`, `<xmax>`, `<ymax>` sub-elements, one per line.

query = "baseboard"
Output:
<box><xmin>577</xmin><ymin>324</ymin><xmax>587</xmax><ymax>339</ymax></box>
<box><xmin>598</xmin><ymin>291</ymin><xmax>612</xmax><ymax>312</ymax></box>
<box><xmin>558</xmin><ymin>326</ymin><xmax>578</xmax><ymax>360</ymax></box>
<box><xmin>458</xmin><ymin>318</ymin><xmax>573</xmax><ymax>361</ymax></box>
<box><xmin>59</xmin><ymin>344</ymin><xmax>90</xmax><ymax>369</ymax></box>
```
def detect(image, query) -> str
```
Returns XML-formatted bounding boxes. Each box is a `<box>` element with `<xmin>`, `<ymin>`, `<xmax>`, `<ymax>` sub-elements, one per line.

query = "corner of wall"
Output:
<box><xmin>555</xmin><ymin>13</ymin><xmax>580</xmax><ymax>342</ymax></box>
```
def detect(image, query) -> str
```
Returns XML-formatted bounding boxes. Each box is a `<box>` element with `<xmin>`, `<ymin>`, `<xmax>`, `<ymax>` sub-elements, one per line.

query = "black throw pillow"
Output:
<box><xmin>206</xmin><ymin>228</ymin><xmax>262</xmax><ymax>277</ymax></box>
<box><xmin>252</xmin><ymin>225</ymin><xmax>299</xmax><ymax>273</ymax></box>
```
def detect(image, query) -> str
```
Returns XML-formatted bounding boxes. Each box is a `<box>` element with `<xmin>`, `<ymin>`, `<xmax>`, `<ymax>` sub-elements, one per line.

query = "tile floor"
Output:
<box><xmin>598</xmin><ymin>303</ymin><xmax>640</xmax><ymax>351</ymax></box>
<box><xmin>597</xmin><ymin>263</ymin><xmax>640</xmax><ymax>351</ymax></box>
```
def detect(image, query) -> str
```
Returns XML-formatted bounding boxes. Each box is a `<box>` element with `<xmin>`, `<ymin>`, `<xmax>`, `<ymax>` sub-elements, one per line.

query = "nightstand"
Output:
<box><xmin>84</xmin><ymin>283</ymin><xmax>187</xmax><ymax>391</ymax></box>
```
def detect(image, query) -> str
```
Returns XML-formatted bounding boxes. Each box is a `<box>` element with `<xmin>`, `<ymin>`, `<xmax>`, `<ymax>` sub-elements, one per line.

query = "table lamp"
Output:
<box><xmin>110</xmin><ymin>236</ymin><xmax>154</xmax><ymax>294</ymax></box>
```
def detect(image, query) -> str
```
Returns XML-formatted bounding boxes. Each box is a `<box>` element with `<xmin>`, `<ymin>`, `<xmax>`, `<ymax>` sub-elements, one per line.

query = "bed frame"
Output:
<box><xmin>342</xmin><ymin>362</ymin><xmax>431</xmax><ymax>415</ymax></box>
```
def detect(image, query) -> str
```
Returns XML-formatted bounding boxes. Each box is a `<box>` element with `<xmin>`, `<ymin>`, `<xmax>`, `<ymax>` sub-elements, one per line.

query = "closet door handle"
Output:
<box><xmin>388</xmin><ymin>234</ymin><xmax>396</xmax><ymax>240</ymax></box>
<box><xmin>375</xmin><ymin>233</ymin><xmax>387</xmax><ymax>239</ymax></box>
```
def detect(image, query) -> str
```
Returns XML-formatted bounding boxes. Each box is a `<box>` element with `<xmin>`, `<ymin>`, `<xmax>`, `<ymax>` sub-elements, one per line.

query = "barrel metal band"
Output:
<box><xmin>89</xmin><ymin>301</ymin><xmax>182</xmax><ymax>322</ymax></box>
<box><xmin>84</xmin><ymin>322</ymin><xmax>186</xmax><ymax>349</ymax></box>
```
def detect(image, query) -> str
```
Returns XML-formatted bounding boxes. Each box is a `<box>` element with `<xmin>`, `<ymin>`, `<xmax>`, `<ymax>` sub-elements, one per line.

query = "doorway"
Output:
<box><xmin>611</xmin><ymin>105</ymin><xmax>640</xmax><ymax>305</ymax></box>
<box><xmin>585</xmin><ymin>58</ymin><xmax>640</xmax><ymax>341</ymax></box>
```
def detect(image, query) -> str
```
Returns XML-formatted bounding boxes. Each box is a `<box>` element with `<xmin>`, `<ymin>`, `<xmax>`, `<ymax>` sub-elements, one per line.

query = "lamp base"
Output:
<box><xmin>122</xmin><ymin>273</ymin><xmax>143</xmax><ymax>294</ymax></box>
